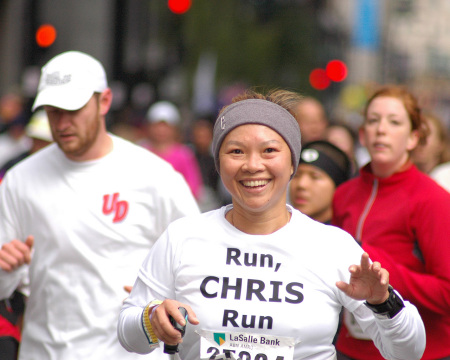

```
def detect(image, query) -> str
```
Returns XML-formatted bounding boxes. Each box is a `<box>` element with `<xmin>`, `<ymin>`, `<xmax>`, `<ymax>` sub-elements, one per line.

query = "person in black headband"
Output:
<box><xmin>289</xmin><ymin>140</ymin><xmax>351</xmax><ymax>224</ymax></box>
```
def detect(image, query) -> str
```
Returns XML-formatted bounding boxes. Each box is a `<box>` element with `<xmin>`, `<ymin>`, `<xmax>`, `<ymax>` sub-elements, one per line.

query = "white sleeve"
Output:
<box><xmin>160</xmin><ymin>170</ymin><xmax>200</xmax><ymax>221</ymax></box>
<box><xmin>118</xmin><ymin>228</ymin><xmax>175</xmax><ymax>354</ymax></box>
<box><xmin>352</xmin><ymin>295</ymin><xmax>426</xmax><ymax>360</ymax></box>
<box><xmin>117</xmin><ymin>279</ymin><xmax>166</xmax><ymax>354</ymax></box>
<box><xmin>0</xmin><ymin>267</ymin><xmax>28</xmax><ymax>300</ymax></box>
<box><xmin>0</xmin><ymin>174</ymin><xmax>29</xmax><ymax>299</ymax></box>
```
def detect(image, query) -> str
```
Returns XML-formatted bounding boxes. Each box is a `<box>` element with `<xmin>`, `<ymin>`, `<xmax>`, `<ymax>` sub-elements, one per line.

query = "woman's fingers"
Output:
<box><xmin>360</xmin><ymin>252</ymin><xmax>371</xmax><ymax>270</ymax></box>
<box><xmin>150</xmin><ymin>300</ymin><xmax>193</xmax><ymax>345</ymax></box>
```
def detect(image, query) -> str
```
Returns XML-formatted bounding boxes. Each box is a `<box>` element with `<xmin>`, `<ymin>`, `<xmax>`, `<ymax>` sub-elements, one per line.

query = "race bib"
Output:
<box><xmin>196</xmin><ymin>330</ymin><xmax>295</xmax><ymax>360</ymax></box>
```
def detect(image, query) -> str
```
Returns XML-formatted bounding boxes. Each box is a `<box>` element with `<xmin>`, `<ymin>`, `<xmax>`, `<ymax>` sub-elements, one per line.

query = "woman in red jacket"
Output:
<box><xmin>333</xmin><ymin>85</ymin><xmax>450</xmax><ymax>360</ymax></box>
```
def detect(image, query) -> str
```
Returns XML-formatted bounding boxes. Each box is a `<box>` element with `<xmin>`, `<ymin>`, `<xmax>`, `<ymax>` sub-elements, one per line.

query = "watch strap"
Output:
<box><xmin>364</xmin><ymin>285</ymin><xmax>405</xmax><ymax>319</ymax></box>
<box><xmin>141</xmin><ymin>300</ymin><xmax>163</xmax><ymax>348</ymax></box>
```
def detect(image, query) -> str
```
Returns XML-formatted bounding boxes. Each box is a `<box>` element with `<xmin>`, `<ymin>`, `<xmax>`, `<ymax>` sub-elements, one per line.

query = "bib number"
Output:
<box><xmin>197</xmin><ymin>330</ymin><xmax>295</xmax><ymax>360</ymax></box>
<box><xmin>206</xmin><ymin>347</ymin><xmax>286</xmax><ymax>360</ymax></box>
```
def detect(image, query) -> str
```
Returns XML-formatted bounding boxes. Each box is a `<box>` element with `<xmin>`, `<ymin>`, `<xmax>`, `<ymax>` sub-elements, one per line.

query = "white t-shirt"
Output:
<box><xmin>430</xmin><ymin>162</ymin><xmax>450</xmax><ymax>192</ymax></box>
<box><xmin>118</xmin><ymin>205</ymin><xmax>425</xmax><ymax>360</ymax></box>
<box><xmin>0</xmin><ymin>135</ymin><xmax>200</xmax><ymax>360</ymax></box>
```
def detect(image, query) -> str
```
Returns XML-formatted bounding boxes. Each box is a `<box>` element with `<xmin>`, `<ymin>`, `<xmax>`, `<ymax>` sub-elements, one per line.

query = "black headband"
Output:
<box><xmin>299</xmin><ymin>147</ymin><xmax>349</xmax><ymax>186</ymax></box>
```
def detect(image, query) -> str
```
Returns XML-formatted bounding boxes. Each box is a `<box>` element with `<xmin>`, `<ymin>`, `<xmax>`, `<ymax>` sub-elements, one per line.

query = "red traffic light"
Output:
<box><xmin>309</xmin><ymin>68</ymin><xmax>330</xmax><ymax>90</ymax></box>
<box><xmin>168</xmin><ymin>0</ymin><xmax>192</xmax><ymax>14</ymax></box>
<box><xmin>326</xmin><ymin>60</ymin><xmax>348</xmax><ymax>82</ymax></box>
<box><xmin>36</xmin><ymin>24</ymin><xmax>57</xmax><ymax>48</ymax></box>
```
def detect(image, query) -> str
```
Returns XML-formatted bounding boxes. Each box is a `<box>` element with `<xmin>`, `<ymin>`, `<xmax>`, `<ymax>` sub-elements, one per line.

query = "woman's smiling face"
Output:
<box><xmin>219</xmin><ymin>124</ymin><xmax>293</xmax><ymax>215</ymax></box>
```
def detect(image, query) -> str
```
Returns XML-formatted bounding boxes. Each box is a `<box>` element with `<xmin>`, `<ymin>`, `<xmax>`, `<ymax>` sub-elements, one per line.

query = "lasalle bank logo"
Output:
<box><xmin>214</xmin><ymin>333</ymin><xmax>226</xmax><ymax>346</ymax></box>
<box><xmin>103</xmin><ymin>193</ymin><xmax>129</xmax><ymax>223</ymax></box>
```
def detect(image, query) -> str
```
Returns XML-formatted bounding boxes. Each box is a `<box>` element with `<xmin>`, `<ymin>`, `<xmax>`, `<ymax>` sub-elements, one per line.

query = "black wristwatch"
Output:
<box><xmin>364</xmin><ymin>285</ymin><xmax>405</xmax><ymax>319</ymax></box>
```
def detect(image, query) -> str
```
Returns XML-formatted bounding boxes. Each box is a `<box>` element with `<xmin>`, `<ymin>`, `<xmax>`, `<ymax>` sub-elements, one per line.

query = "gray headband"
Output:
<box><xmin>212</xmin><ymin>99</ymin><xmax>301</xmax><ymax>179</ymax></box>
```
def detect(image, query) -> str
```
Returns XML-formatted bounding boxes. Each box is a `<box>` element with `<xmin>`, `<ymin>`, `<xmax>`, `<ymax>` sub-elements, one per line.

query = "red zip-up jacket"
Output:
<box><xmin>332</xmin><ymin>162</ymin><xmax>450</xmax><ymax>360</ymax></box>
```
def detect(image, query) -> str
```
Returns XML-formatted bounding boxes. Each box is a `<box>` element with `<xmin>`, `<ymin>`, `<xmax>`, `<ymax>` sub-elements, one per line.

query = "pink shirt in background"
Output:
<box><xmin>146</xmin><ymin>143</ymin><xmax>203</xmax><ymax>199</ymax></box>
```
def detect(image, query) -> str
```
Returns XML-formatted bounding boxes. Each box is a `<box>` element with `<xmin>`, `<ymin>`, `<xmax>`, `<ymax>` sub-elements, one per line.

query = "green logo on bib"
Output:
<box><xmin>213</xmin><ymin>333</ymin><xmax>226</xmax><ymax>346</ymax></box>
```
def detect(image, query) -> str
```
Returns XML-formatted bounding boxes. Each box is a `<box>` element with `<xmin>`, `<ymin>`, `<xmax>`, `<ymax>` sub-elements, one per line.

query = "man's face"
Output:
<box><xmin>44</xmin><ymin>94</ymin><xmax>101</xmax><ymax>161</ymax></box>
<box><xmin>296</xmin><ymin>100</ymin><xmax>328</xmax><ymax>144</ymax></box>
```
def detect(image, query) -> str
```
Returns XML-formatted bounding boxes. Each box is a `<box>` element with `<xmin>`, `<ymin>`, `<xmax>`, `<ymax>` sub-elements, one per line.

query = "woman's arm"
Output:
<box><xmin>337</xmin><ymin>252</ymin><xmax>426</xmax><ymax>360</ymax></box>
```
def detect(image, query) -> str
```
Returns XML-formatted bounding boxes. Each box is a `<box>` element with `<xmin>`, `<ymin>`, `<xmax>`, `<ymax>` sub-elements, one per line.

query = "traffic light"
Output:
<box><xmin>168</xmin><ymin>0</ymin><xmax>192</xmax><ymax>14</ymax></box>
<box><xmin>326</xmin><ymin>59</ymin><xmax>348</xmax><ymax>82</ymax></box>
<box><xmin>309</xmin><ymin>59</ymin><xmax>348</xmax><ymax>90</ymax></box>
<box><xmin>35</xmin><ymin>24</ymin><xmax>57</xmax><ymax>48</ymax></box>
<box><xmin>309</xmin><ymin>68</ymin><xmax>330</xmax><ymax>90</ymax></box>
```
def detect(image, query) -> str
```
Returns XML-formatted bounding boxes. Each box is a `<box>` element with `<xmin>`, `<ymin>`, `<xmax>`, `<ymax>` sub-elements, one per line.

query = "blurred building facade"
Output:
<box><xmin>1</xmin><ymin>0</ymin><xmax>450</xmax><ymax>127</ymax></box>
<box><xmin>332</xmin><ymin>0</ymin><xmax>450</xmax><ymax>127</ymax></box>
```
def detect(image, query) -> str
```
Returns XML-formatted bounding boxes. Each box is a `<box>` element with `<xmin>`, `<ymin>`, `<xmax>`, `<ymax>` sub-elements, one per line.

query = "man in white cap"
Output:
<box><xmin>0</xmin><ymin>110</ymin><xmax>53</xmax><ymax>182</ymax></box>
<box><xmin>0</xmin><ymin>51</ymin><xmax>199</xmax><ymax>359</ymax></box>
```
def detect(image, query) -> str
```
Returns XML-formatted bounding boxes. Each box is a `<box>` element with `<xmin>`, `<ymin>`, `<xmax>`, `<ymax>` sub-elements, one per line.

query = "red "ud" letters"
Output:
<box><xmin>102</xmin><ymin>193</ymin><xmax>129</xmax><ymax>223</ymax></box>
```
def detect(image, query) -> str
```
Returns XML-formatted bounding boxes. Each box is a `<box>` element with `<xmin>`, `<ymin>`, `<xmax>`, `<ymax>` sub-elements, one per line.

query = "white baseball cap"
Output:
<box><xmin>25</xmin><ymin>110</ymin><xmax>53</xmax><ymax>142</ymax></box>
<box><xmin>32</xmin><ymin>51</ymin><xmax>108</xmax><ymax>111</ymax></box>
<box><xmin>146</xmin><ymin>101</ymin><xmax>181</xmax><ymax>125</ymax></box>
